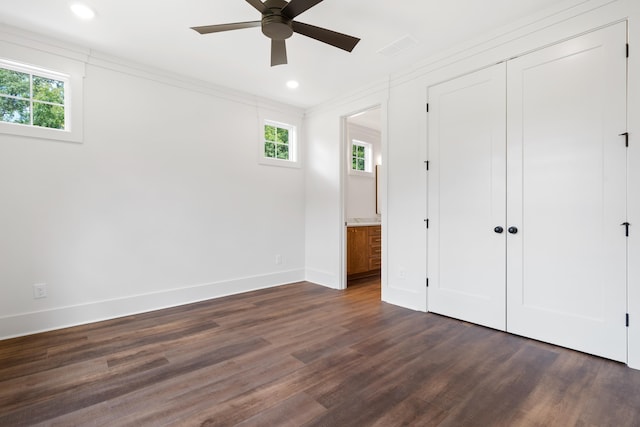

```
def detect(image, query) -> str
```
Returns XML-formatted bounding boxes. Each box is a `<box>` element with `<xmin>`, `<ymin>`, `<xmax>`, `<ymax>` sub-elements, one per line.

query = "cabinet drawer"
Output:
<box><xmin>369</xmin><ymin>257</ymin><xmax>382</xmax><ymax>270</ymax></box>
<box><xmin>369</xmin><ymin>235</ymin><xmax>381</xmax><ymax>245</ymax></box>
<box><xmin>369</xmin><ymin>246</ymin><xmax>382</xmax><ymax>257</ymax></box>
<box><xmin>368</xmin><ymin>226</ymin><xmax>381</xmax><ymax>236</ymax></box>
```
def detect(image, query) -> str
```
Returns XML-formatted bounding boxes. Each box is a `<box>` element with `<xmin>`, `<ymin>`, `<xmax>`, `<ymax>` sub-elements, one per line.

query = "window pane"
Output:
<box><xmin>265</xmin><ymin>125</ymin><xmax>276</xmax><ymax>142</ymax></box>
<box><xmin>33</xmin><ymin>76</ymin><xmax>65</xmax><ymax>104</ymax></box>
<box><xmin>352</xmin><ymin>157</ymin><xmax>358</xmax><ymax>170</ymax></box>
<box><xmin>265</xmin><ymin>141</ymin><xmax>276</xmax><ymax>158</ymax></box>
<box><xmin>0</xmin><ymin>97</ymin><xmax>30</xmax><ymax>124</ymax></box>
<box><xmin>276</xmin><ymin>127</ymin><xmax>288</xmax><ymax>144</ymax></box>
<box><xmin>33</xmin><ymin>102</ymin><xmax>65</xmax><ymax>129</ymax></box>
<box><xmin>357</xmin><ymin>145</ymin><xmax>365</xmax><ymax>157</ymax></box>
<box><xmin>0</xmin><ymin>68</ymin><xmax>30</xmax><ymax>98</ymax></box>
<box><xmin>357</xmin><ymin>159</ymin><xmax>365</xmax><ymax>170</ymax></box>
<box><xmin>276</xmin><ymin>143</ymin><xmax>289</xmax><ymax>160</ymax></box>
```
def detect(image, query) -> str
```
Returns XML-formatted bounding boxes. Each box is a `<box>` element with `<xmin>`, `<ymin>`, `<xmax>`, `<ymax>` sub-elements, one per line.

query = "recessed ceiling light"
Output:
<box><xmin>286</xmin><ymin>80</ymin><xmax>299</xmax><ymax>89</ymax></box>
<box><xmin>70</xmin><ymin>3</ymin><xmax>96</xmax><ymax>20</ymax></box>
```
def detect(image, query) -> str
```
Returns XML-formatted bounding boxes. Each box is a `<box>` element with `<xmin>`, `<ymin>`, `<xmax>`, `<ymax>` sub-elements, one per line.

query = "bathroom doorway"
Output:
<box><xmin>344</xmin><ymin>106</ymin><xmax>382</xmax><ymax>288</ymax></box>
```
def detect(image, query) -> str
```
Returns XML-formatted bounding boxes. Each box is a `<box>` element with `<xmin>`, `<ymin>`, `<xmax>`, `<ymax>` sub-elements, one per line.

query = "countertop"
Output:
<box><xmin>346</xmin><ymin>218</ymin><xmax>381</xmax><ymax>227</ymax></box>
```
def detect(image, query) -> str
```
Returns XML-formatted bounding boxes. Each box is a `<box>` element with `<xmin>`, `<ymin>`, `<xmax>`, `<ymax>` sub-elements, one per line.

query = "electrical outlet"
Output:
<box><xmin>275</xmin><ymin>254</ymin><xmax>282</xmax><ymax>265</ymax></box>
<box><xmin>399</xmin><ymin>269</ymin><xmax>406</xmax><ymax>279</ymax></box>
<box><xmin>33</xmin><ymin>283</ymin><xmax>47</xmax><ymax>299</ymax></box>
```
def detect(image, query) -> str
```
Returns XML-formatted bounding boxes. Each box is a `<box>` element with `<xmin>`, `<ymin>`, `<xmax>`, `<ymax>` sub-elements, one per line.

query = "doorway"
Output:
<box><xmin>344</xmin><ymin>107</ymin><xmax>382</xmax><ymax>288</ymax></box>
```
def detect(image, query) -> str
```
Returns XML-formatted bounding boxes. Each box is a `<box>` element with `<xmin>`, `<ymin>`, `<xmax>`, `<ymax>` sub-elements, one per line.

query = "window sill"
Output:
<box><xmin>0</xmin><ymin>121</ymin><xmax>82</xmax><ymax>143</ymax></box>
<box><xmin>259</xmin><ymin>157</ymin><xmax>301</xmax><ymax>169</ymax></box>
<box><xmin>348</xmin><ymin>169</ymin><xmax>374</xmax><ymax>177</ymax></box>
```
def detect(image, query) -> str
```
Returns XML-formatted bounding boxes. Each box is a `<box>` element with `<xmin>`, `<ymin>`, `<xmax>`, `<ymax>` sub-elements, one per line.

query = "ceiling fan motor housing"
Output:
<box><xmin>262</xmin><ymin>0</ymin><xmax>293</xmax><ymax>40</ymax></box>
<box><xmin>262</xmin><ymin>15</ymin><xmax>293</xmax><ymax>40</ymax></box>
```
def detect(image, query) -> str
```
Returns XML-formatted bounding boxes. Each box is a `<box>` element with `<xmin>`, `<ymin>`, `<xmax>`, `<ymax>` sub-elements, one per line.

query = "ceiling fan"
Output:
<box><xmin>191</xmin><ymin>0</ymin><xmax>361</xmax><ymax>66</ymax></box>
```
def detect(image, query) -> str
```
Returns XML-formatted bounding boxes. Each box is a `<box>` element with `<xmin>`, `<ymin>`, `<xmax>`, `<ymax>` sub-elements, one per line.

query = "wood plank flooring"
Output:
<box><xmin>1</xmin><ymin>278</ymin><xmax>640</xmax><ymax>426</ymax></box>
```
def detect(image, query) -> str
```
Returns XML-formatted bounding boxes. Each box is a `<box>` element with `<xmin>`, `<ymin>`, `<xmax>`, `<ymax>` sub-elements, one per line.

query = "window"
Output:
<box><xmin>260</xmin><ymin>118</ymin><xmax>299</xmax><ymax>167</ymax></box>
<box><xmin>0</xmin><ymin>62</ymin><xmax>67</xmax><ymax>130</ymax></box>
<box><xmin>257</xmin><ymin>109</ymin><xmax>301</xmax><ymax>168</ymax></box>
<box><xmin>0</xmin><ymin>46</ymin><xmax>84</xmax><ymax>143</ymax></box>
<box><xmin>351</xmin><ymin>140</ymin><xmax>373</xmax><ymax>174</ymax></box>
<box><xmin>264</xmin><ymin>121</ymin><xmax>293</xmax><ymax>161</ymax></box>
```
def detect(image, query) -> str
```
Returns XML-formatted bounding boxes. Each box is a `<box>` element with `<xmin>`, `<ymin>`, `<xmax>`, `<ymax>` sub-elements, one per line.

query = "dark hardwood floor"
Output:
<box><xmin>2</xmin><ymin>278</ymin><xmax>640</xmax><ymax>426</ymax></box>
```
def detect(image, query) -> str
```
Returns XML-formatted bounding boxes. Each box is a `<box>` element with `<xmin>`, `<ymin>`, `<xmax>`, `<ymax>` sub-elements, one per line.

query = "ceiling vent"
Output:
<box><xmin>377</xmin><ymin>35</ymin><xmax>418</xmax><ymax>57</ymax></box>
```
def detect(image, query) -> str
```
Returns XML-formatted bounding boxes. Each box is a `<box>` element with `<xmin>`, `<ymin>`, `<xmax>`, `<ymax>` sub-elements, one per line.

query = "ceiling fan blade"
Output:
<box><xmin>271</xmin><ymin>39</ymin><xmax>288</xmax><ymax>66</ymax></box>
<box><xmin>292</xmin><ymin>21</ymin><xmax>360</xmax><ymax>52</ymax></box>
<box><xmin>282</xmin><ymin>0</ymin><xmax>324</xmax><ymax>18</ymax></box>
<box><xmin>191</xmin><ymin>21</ymin><xmax>261</xmax><ymax>35</ymax></box>
<box><xmin>245</xmin><ymin>0</ymin><xmax>268</xmax><ymax>14</ymax></box>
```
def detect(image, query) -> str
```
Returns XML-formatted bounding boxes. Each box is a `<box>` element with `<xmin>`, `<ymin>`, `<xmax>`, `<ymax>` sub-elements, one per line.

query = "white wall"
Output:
<box><xmin>346</xmin><ymin>123</ymin><xmax>381</xmax><ymax>219</ymax></box>
<box><xmin>389</xmin><ymin>0</ymin><xmax>640</xmax><ymax>367</ymax></box>
<box><xmin>303</xmin><ymin>110</ymin><xmax>343</xmax><ymax>288</ymax></box>
<box><xmin>3</xmin><ymin>0</ymin><xmax>640</xmax><ymax>370</ymax></box>
<box><xmin>304</xmin><ymin>89</ymin><xmax>389</xmax><ymax>289</ymax></box>
<box><xmin>0</xmin><ymin>31</ymin><xmax>306</xmax><ymax>339</ymax></box>
<box><xmin>305</xmin><ymin>0</ymin><xmax>640</xmax><ymax>368</ymax></box>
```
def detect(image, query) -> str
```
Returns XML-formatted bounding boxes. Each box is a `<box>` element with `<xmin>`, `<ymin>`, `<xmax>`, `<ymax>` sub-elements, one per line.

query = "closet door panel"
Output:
<box><xmin>428</xmin><ymin>64</ymin><xmax>507</xmax><ymax>330</ymax></box>
<box><xmin>506</xmin><ymin>23</ymin><xmax>627</xmax><ymax>361</ymax></box>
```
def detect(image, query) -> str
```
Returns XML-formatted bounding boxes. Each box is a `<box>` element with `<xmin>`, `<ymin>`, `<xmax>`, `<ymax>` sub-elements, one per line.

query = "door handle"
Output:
<box><xmin>494</xmin><ymin>226</ymin><xmax>504</xmax><ymax>234</ymax></box>
<box><xmin>508</xmin><ymin>226</ymin><xmax>518</xmax><ymax>234</ymax></box>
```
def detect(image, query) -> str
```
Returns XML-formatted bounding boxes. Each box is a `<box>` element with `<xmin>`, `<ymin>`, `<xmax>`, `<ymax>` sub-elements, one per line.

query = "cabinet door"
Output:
<box><xmin>427</xmin><ymin>63</ymin><xmax>507</xmax><ymax>330</ymax></box>
<box><xmin>347</xmin><ymin>227</ymin><xmax>369</xmax><ymax>275</ymax></box>
<box><xmin>506</xmin><ymin>23</ymin><xmax>627</xmax><ymax>362</ymax></box>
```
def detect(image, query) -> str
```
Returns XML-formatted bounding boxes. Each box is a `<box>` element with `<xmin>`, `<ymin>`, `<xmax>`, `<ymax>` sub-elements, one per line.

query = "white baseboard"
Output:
<box><xmin>0</xmin><ymin>269</ymin><xmax>305</xmax><ymax>340</ymax></box>
<box><xmin>382</xmin><ymin>285</ymin><xmax>427</xmax><ymax>312</ymax></box>
<box><xmin>305</xmin><ymin>269</ymin><xmax>340</xmax><ymax>289</ymax></box>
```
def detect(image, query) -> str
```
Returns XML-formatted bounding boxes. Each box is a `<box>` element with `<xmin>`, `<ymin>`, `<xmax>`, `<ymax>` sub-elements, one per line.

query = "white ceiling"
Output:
<box><xmin>349</xmin><ymin>108</ymin><xmax>381</xmax><ymax>132</ymax></box>
<box><xmin>0</xmin><ymin>0</ymin><xmax>564</xmax><ymax>109</ymax></box>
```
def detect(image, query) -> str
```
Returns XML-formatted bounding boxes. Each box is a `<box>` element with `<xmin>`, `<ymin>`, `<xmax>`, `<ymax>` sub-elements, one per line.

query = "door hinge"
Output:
<box><xmin>627</xmin><ymin>43</ymin><xmax>629</xmax><ymax>58</ymax></box>
<box><xmin>426</xmin><ymin>103</ymin><xmax>429</xmax><ymax>113</ymax></box>
<box><xmin>626</xmin><ymin>313</ymin><xmax>630</xmax><ymax>327</ymax></box>
<box><xmin>426</xmin><ymin>278</ymin><xmax>429</xmax><ymax>288</ymax></box>
<box><xmin>424</xmin><ymin>219</ymin><xmax>429</xmax><ymax>229</ymax></box>
<box><xmin>620</xmin><ymin>132</ymin><xmax>629</xmax><ymax>147</ymax></box>
<box><xmin>424</xmin><ymin>160</ymin><xmax>430</xmax><ymax>171</ymax></box>
<box><xmin>622</xmin><ymin>222</ymin><xmax>630</xmax><ymax>237</ymax></box>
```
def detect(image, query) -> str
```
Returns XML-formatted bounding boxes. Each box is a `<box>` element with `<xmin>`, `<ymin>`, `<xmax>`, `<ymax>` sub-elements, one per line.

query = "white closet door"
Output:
<box><xmin>506</xmin><ymin>23</ymin><xmax>627</xmax><ymax>361</ymax></box>
<box><xmin>428</xmin><ymin>63</ymin><xmax>507</xmax><ymax>330</ymax></box>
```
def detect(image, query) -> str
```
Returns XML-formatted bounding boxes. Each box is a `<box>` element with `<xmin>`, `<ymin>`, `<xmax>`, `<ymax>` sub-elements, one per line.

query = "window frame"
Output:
<box><xmin>258</xmin><ymin>112</ymin><xmax>301</xmax><ymax>169</ymax></box>
<box><xmin>0</xmin><ymin>39</ymin><xmax>85</xmax><ymax>144</ymax></box>
<box><xmin>0</xmin><ymin>59</ymin><xmax>69</xmax><ymax>132</ymax></box>
<box><xmin>263</xmin><ymin>120</ymin><xmax>296</xmax><ymax>162</ymax></box>
<box><xmin>349</xmin><ymin>139</ymin><xmax>373</xmax><ymax>176</ymax></box>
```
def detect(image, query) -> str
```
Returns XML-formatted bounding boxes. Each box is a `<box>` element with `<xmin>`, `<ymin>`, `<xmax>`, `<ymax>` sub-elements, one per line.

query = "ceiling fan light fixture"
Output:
<box><xmin>70</xmin><ymin>3</ymin><xmax>95</xmax><ymax>20</ymax></box>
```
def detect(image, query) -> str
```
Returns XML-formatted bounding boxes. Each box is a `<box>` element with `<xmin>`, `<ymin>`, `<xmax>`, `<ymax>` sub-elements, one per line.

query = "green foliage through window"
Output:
<box><xmin>264</xmin><ymin>123</ymin><xmax>290</xmax><ymax>160</ymax></box>
<box><xmin>352</xmin><ymin>142</ymin><xmax>368</xmax><ymax>171</ymax></box>
<box><xmin>0</xmin><ymin>66</ymin><xmax>65</xmax><ymax>130</ymax></box>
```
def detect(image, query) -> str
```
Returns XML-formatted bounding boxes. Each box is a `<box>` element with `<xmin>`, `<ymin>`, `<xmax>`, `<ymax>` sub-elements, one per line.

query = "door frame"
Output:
<box><xmin>340</xmin><ymin>105</ymin><xmax>384</xmax><ymax>290</ymax></box>
<box><xmin>424</xmin><ymin>21</ymin><xmax>629</xmax><ymax>362</ymax></box>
